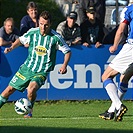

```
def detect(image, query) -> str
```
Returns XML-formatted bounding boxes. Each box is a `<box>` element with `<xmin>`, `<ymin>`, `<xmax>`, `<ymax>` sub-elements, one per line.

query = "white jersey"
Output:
<box><xmin>109</xmin><ymin>4</ymin><xmax>133</xmax><ymax>74</ymax></box>
<box><xmin>120</xmin><ymin>4</ymin><xmax>133</xmax><ymax>44</ymax></box>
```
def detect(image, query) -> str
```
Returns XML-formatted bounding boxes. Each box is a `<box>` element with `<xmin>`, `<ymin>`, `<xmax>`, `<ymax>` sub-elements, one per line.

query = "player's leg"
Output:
<box><xmin>106</xmin><ymin>77</ymin><xmax>128</xmax><ymax>120</ymax></box>
<box><xmin>99</xmin><ymin>44</ymin><xmax>133</xmax><ymax>121</ymax></box>
<box><xmin>27</xmin><ymin>81</ymin><xmax>39</xmax><ymax>105</ymax></box>
<box><xmin>0</xmin><ymin>65</ymin><xmax>28</xmax><ymax>109</ymax></box>
<box><xmin>99</xmin><ymin>63</ymin><xmax>133</xmax><ymax>120</ymax></box>
<box><xmin>99</xmin><ymin>66</ymin><xmax>122</xmax><ymax>120</ymax></box>
<box><xmin>23</xmin><ymin>81</ymin><xmax>39</xmax><ymax>118</ymax></box>
<box><xmin>24</xmin><ymin>74</ymin><xmax>47</xmax><ymax>118</ymax></box>
<box><xmin>108</xmin><ymin>64</ymin><xmax>133</xmax><ymax>121</ymax></box>
<box><xmin>114</xmin><ymin>63</ymin><xmax>133</xmax><ymax>121</ymax></box>
<box><xmin>102</xmin><ymin>66</ymin><xmax>123</xmax><ymax>110</ymax></box>
<box><xmin>117</xmin><ymin>63</ymin><xmax>133</xmax><ymax>102</ymax></box>
<box><xmin>0</xmin><ymin>86</ymin><xmax>16</xmax><ymax>108</ymax></box>
<box><xmin>107</xmin><ymin>74</ymin><xmax>128</xmax><ymax>113</ymax></box>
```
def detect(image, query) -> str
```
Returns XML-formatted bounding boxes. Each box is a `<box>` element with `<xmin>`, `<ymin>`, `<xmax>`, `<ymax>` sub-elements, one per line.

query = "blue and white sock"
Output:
<box><xmin>118</xmin><ymin>82</ymin><xmax>128</xmax><ymax>99</ymax></box>
<box><xmin>104</xmin><ymin>78</ymin><xmax>122</xmax><ymax>110</ymax></box>
<box><xmin>108</xmin><ymin>82</ymin><xmax>128</xmax><ymax>112</ymax></box>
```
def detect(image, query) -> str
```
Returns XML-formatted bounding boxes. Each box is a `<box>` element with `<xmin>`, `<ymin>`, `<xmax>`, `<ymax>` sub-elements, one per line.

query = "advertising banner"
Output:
<box><xmin>0</xmin><ymin>45</ymin><xmax>132</xmax><ymax>101</ymax></box>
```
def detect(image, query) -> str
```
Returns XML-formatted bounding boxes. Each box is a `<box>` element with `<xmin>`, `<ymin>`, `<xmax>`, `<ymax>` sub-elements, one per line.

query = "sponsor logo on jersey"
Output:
<box><xmin>35</xmin><ymin>46</ymin><xmax>47</xmax><ymax>56</ymax></box>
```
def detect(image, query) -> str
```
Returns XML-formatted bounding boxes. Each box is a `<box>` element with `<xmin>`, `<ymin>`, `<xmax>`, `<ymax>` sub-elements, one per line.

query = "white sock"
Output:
<box><xmin>108</xmin><ymin>82</ymin><xmax>127</xmax><ymax>112</ymax></box>
<box><xmin>104</xmin><ymin>79</ymin><xmax>122</xmax><ymax>110</ymax></box>
<box><xmin>108</xmin><ymin>90</ymin><xmax>125</xmax><ymax>112</ymax></box>
<box><xmin>108</xmin><ymin>103</ymin><xmax>116</xmax><ymax>113</ymax></box>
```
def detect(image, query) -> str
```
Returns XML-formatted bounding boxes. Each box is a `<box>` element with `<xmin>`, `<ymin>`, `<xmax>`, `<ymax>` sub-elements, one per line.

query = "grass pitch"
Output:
<box><xmin>0</xmin><ymin>100</ymin><xmax>133</xmax><ymax>133</ymax></box>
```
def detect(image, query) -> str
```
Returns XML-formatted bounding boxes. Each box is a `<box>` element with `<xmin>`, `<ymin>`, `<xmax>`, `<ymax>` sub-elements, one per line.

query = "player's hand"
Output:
<box><xmin>109</xmin><ymin>46</ymin><xmax>117</xmax><ymax>53</ymax></box>
<box><xmin>24</xmin><ymin>43</ymin><xmax>29</xmax><ymax>48</ymax></box>
<box><xmin>4</xmin><ymin>47</ymin><xmax>13</xmax><ymax>54</ymax></box>
<box><xmin>59</xmin><ymin>66</ymin><xmax>67</xmax><ymax>74</ymax></box>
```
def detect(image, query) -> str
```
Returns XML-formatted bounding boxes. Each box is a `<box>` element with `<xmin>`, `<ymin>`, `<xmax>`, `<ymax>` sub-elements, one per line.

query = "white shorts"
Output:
<box><xmin>109</xmin><ymin>43</ymin><xmax>133</xmax><ymax>74</ymax></box>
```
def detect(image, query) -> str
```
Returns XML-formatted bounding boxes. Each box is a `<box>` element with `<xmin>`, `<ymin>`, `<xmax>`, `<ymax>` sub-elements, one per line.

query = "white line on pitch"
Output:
<box><xmin>0</xmin><ymin>116</ymin><xmax>99</xmax><ymax>121</ymax></box>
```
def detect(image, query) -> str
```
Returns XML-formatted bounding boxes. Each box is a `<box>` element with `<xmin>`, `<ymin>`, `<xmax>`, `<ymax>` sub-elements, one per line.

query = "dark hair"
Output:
<box><xmin>39</xmin><ymin>11</ymin><xmax>52</xmax><ymax>23</ymax></box>
<box><xmin>27</xmin><ymin>1</ymin><xmax>38</xmax><ymax>10</ymax></box>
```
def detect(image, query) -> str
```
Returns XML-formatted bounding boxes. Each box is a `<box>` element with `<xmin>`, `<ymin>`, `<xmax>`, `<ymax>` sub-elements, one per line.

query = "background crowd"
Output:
<box><xmin>0</xmin><ymin>0</ymin><xmax>130</xmax><ymax>48</ymax></box>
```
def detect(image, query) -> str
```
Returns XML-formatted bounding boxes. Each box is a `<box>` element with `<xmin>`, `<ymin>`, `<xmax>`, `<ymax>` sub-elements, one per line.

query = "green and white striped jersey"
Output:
<box><xmin>19</xmin><ymin>27</ymin><xmax>71</xmax><ymax>73</ymax></box>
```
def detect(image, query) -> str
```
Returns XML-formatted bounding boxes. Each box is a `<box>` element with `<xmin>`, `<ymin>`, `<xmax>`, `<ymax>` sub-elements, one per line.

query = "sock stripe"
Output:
<box><xmin>118</xmin><ymin>83</ymin><xmax>128</xmax><ymax>93</ymax></box>
<box><xmin>103</xmin><ymin>78</ymin><xmax>114</xmax><ymax>88</ymax></box>
<box><xmin>119</xmin><ymin>82</ymin><xmax>128</xmax><ymax>88</ymax></box>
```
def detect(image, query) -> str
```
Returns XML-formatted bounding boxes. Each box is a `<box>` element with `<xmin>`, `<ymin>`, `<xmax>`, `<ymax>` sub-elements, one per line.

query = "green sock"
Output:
<box><xmin>0</xmin><ymin>95</ymin><xmax>8</xmax><ymax>108</ymax></box>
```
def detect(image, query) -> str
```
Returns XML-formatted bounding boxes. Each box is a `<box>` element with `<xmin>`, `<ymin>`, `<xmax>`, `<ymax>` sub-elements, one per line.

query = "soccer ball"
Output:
<box><xmin>15</xmin><ymin>98</ymin><xmax>32</xmax><ymax>115</ymax></box>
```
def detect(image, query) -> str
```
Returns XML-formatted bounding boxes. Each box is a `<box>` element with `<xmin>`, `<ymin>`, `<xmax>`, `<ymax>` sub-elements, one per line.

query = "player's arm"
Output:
<box><xmin>56</xmin><ymin>31</ymin><xmax>71</xmax><ymax>74</ymax></box>
<box><xmin>4</xmin><ymin>38</ymin><xmax>22</xmax><ymax>54</ymax></box>
<box><xmin>109</xmin><ymin>6</ymin><xmax>128</xmax><ymax>53</ymax></box>
<box><xmin>59</xmin><ymin>51</ymin><xmax>71</xmax><ymax>74</ymax></box>
<box><xmin>109</xmin><ymin>22</ymin><xmax>127</xmax><ymax>53</ymax></box>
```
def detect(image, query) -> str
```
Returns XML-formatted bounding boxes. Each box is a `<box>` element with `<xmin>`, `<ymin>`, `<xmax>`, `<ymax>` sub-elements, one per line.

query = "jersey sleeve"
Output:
<box><xmin>19</xmin><ymin>29</ymin><xmax>31</xmax><ymax>45</ymax></box>
<box><xmin>120</xmin><ymin>6</ymin><xmax>130</xmax><ymax>24</ymax></box>
<box><xmin>57</xmin><ymin>42</ymin><xmax>71</xmax><ymax>54</ymax></box>
<box><xmin>51</xmin><ymin>29</ymin><xmax>71</xmax><ymax>54</ymax></box>
<box><xmin>56</xmin><ymin>34</ymin><xmax>71</xmax><ymax>54</ymax></box>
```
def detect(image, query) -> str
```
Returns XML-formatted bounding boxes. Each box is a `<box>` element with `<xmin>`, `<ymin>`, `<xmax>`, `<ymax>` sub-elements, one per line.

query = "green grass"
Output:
<box><xmin>0</xmin><ymin>100</ymin><xmax>133</xmax><ymax>133</ymax></box>
<box><xmin>1</xmin><ymin>0</ymin><xmax>65</xmax><ymax>29</ymax></box>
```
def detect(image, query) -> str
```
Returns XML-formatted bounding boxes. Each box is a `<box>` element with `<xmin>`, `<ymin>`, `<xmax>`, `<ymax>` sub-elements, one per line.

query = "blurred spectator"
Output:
<box><xmin>80</xmin><ymin>6</ymin><xmax>107</xmax><ymax>48</ymax></box>
<box><xmin>56</xmin><ymin>11</ymin><xmax>81</xmax><ymax>46</ymax></box>
<box><xmin>55</xmin><ymin>0</ymin><xmax>80</xmax><ymax>24</ymax></box>
<box><xmin>0</xmin><ymin>17</ymin><xmax>20</xmax><ymax>46</ymax></box>
<box><xmin>103</xmin><ymin>3</ymin><xmax>129</xmax><ymax>45</ymax></box>
<box><xmin>55</xmin><ymin>0</ymin><xmax>72</xmax><ymax>17</ymax></box>
<box><xmin>71</xmin><ymin>0</ymin><xmax>80</xmax><ymax>13</ymax></box>
<box><xmin>20</xmin><ymin>1</ymin><xmax>39</xmax><ymax>35</ymax></box>
<box><xmin>78</xmin><ymin>0</ymin><xmax>106</xmax><ymax>24</ymax></box>
<box><xmin>103</xmin><ymin>25</ymin><xmax>128</xmax><ymax>45</ymax></box>
<box><xmin>71</xmin><ymin>0</ymin><xmax>80</xmax><ymax>24</ymax></box>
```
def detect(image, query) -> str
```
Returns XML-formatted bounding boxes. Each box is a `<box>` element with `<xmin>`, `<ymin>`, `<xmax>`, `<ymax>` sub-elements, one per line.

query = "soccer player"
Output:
<box><xmin>99</xmin><ymin>3</ymin><xmax>133</xmax><ymax>121</ymax></box>
<box><xmin>0</xmin><ymin>11</ymin><xmax>71</xmax><ymax>118</ymax></box>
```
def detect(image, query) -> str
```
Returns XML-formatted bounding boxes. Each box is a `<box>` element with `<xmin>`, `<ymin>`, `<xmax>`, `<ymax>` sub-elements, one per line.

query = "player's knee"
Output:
<box><xmin>101</xmin><ymin>74</ymin><xmax>105</xmax><ymax>82</ymax></box>
<box><xmin>101</xmin><ymin>74</ymin><xmax>108</xmax><ymax>82</ymax></box>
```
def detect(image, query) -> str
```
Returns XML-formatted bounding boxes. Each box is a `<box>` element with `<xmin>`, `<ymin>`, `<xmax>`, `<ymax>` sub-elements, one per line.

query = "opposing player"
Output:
<box><xmin>0</xmin><ymin>11</ymin><xmax>71</xmax><ymax>118</ymax></box>
<box><xmin>99</xmin><ymin>3</ymin><xmax>133</xmax><ymax>121</ymax></box>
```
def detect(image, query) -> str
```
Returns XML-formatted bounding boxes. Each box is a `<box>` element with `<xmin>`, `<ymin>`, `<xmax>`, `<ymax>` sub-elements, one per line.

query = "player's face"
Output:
<box><xmin>39</xmin><ymin>17</ymin><xmax>51</xmax><ymax>36</ymax></box>
<box><xmin>4</xmin><ymin>20</ymin><xmax>14</xmax><ymax>34</ymax></box>
<box><xmin>27</xmin><ymin>7</ymin><xmax>38</xmax><ymax>19</ymax></box>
